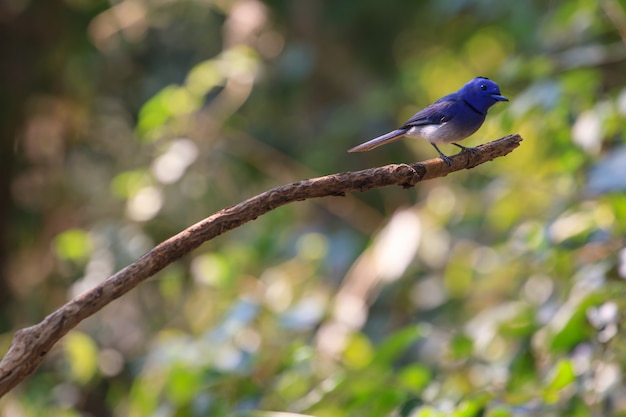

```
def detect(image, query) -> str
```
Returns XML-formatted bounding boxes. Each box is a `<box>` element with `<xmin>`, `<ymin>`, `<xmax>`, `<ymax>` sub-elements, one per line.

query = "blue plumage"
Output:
<box><xmin>348</xmin><ymin>77</ymin><xmax>508</xmax><ymax>165</ymax></box>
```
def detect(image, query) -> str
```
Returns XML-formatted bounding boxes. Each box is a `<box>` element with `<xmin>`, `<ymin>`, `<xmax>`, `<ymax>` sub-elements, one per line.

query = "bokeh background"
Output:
<box><xmin>2</xmin><ymin>0</ymin><xmax>626</xmax><ymax>416</ymax></box>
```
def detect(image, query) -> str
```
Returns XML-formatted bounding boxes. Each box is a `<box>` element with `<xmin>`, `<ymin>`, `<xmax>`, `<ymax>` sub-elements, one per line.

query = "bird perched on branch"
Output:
<box><xmin>348</xmin><ymin>77</ymin><xmax>508</xmax><ymax>165</ymax></box>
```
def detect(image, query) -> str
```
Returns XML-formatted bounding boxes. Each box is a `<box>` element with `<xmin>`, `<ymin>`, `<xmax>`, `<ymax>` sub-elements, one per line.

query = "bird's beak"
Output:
<box><xmin>491</xmin><ymin>94</ymin><xmax>509</xmax><ymax>102</ymax></box>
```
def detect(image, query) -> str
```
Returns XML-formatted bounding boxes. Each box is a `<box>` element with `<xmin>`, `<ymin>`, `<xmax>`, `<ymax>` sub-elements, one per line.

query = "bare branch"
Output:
<box><xmin>0</xmin><ymin>134</ymin><xmax>522</xmax><ymax>396</ymax></box>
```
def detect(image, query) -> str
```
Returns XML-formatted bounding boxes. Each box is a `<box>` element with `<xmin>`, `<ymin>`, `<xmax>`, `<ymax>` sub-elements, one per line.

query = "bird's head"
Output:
<box><xmin>461</xmin><ymin>77</ymin><xmax>508</xmax><ymax>114</ymax></box>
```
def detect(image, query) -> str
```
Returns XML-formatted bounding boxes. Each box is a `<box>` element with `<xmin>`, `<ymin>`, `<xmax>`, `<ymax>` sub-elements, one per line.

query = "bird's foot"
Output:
<box><xmin>453</xmin><ymin>143</ymin><xmax>479</xmax><ymax>155</ymax></box>
<box><xmin>440</xmin><ymin>154</ymin><xmax>452</xmax><ymax>166</ymax></box>
<box><xmin>431</xmin><ymin>143</ymin><xmax>453</xmax><ymax>166</ymax></box>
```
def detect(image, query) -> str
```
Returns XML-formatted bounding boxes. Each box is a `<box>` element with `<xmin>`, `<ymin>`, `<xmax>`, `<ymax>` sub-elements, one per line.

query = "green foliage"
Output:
<box><xmin>4</xmin><ymin>0</ymin><xmax>626</xmax><ymax>416</ymax></box>
<box><xmin>63</xmin><ymin>331</ymin><xmax>99</xmax><ymax>385</ymax></box>
<box><xmin>53</xmin><ymin>229</ymin><xmax>93</xmax><ymax>263</ymax></box>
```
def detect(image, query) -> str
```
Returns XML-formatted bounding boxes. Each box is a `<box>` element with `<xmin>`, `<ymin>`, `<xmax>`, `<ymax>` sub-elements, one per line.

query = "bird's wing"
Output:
<box><xmin>401</xmin><ymin>97</ymin><xmax>459</xmax><ymax>128</ymax></box>
<box><xmin>347</xmin><ymin>96</ymin><xmax>462</xmax><ymax>153</ymax></box>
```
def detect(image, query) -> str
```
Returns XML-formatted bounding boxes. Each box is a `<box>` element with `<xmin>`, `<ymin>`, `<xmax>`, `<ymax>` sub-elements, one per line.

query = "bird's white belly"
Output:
<box><xmin>405</xmin><ymin>123</ymin><xmax>470</xmax><ymax>144</ymax></box>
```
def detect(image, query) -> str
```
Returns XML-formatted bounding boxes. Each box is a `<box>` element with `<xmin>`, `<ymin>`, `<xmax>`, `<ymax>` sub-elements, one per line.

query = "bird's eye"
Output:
<box><xmin>480</xmin><ymin>84</ymin><xmax>487</xmax><ymax>91</ymax></box>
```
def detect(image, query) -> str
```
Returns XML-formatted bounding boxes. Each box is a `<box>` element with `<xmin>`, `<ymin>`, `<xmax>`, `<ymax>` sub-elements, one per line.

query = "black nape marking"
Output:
<box><xmin>462</xmin><ymin>98</ymin><xmax>486</xmax><ymax>116</ymax></box>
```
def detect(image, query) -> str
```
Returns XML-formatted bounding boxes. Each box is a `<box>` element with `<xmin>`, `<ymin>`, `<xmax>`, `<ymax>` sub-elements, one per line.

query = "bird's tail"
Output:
<box><xmin>347</xmin><ymin>129</ymin><xmax>407</xmax><ymax>152</ymax></box>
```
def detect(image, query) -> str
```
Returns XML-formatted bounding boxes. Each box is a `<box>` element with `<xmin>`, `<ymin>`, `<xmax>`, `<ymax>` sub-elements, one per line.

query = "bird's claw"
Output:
<box><xmin>453</xmin><ymin>143</ymin><xmax>479</xmax><ymax>155</ymax></box>
<box><xmin>431</xmin><ymin>143</ymin><xmax>453</xmax><ymax>166</ymax></box>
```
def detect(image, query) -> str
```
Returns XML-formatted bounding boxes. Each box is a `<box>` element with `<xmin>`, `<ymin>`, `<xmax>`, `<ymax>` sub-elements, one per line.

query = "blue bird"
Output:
<box><xmin>348</xmin><ymin>77</ymin><xmax>508</xmax><ymax>165</ymax></box>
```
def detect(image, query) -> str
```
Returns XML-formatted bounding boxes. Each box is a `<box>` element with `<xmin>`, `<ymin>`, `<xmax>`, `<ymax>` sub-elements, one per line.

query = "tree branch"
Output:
<box><xmin>0</xmin><ymin>134</ymin><xmax>522</xmax><ymax>396</ymax></box>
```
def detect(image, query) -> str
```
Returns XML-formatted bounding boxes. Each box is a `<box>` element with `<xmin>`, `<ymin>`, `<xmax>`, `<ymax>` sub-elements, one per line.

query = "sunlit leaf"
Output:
<box><xmin>186</xmin><ymin>60</ymin><xmax>224</xmax><ymax>96</ymax></box>
<box><xmin>110</xmin><ymin>169</ymin><xmax>151</xmax><ymax>199</ymax></box>
<box><xmin>343</xmin><ymin>332</ymin><xmax>374</xmax><ymax>369</ymax></box>
<box><xmin>397</xmin><ymin>364</ymin><xmax>432</xmax><ymax>393</ymax></box>
<box><xmin>136</xmin><ymin>85</ymin><xmax>201</xmax><ymax>139</ymax></box>
<box><xmin>306</xmin><ymin>405</ymin><xmax>344</xmax><ymax>417</ymax></box>
<box><xmin>54</xmin><ymin>228</ymin><xmax>93</xmax><ymax>262</ymax></box>
<box><xmin>191</xmin><ymin>253</ymin><xmax>233</xmax><ymax>288</ymax></box>
<box><xmin>165</xmin><ymin>364</ymin><xmax>202</xmax><ymax>405</ymax></box>
<box><xmin>487</xmin><ymin>405</ymin><xmax>512</xmax><ymax>417</ymax></box>
<box><xmin>238</xmin><ymin>413</ymin><xmax>316</xmax><ymax>417</ymax></box>
<box><xmin>452</xmin><ymin>399</ymin><xmax>485</xmax><ymax>417</ymax></box>
<box><xmin>411</xmin><ymin>406</ymin><xmax>445</xmax><ymax>417</ymax></box>
<box><xmin>545</xmin><ymin>359</ymin><xmax>576</xmax><ymax>391</ymax></box>
<box><xmin>64</xmin><ymin>331</ymin><xmax>98</xmax><ymax>384</ymax></box>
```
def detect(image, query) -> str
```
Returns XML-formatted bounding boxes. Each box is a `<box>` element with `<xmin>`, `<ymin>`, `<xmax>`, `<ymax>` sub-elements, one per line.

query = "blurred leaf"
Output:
<box><xmin>487</xmin><ymin>406</ymin><xmax>512</xmax><ymax>417</ymax></box>
<box><xmin>399</xmin><ymin>397</ymin><xmax>424</xmax><ymax>417</ymax></box>
<box><xmin>128</xmin><ymin>370</ymin><xmax>166</xmax><ymax>416</ymax></box>
<box><xmin>64</xmin><ymin>331</ymin><xmax>98</xmax><ymax>384</ymax></box>
<box><xmin>191</xmin><ymin>253</ymin><xmax>234</xmax><ymax>288</ymax></box>
<box><xmin>411</xmin><ymin>406</ymin><xmax>445</xmax><ymax>417</ymax></box>
<box><xmin>397</xmin><ymin>364</ymin><xmax>432</xmax><ymax>394</ymax></box>
<box><xmin>343</xmin><ymin>332</ymin><xmax>374</xmax><ymax>369</ymax></box>
<box><xmin>165</xmin><ymin>364</ymin><xmax>203</xmax><ymax>405</ymax></box>
<box><xmin>550</xmin><ymin>293</ymin><xmax>603</xmax><ymax>352</ymax></box>
<box><xmin>236</xmin><ymin>413</ymin><xmax>315</xmax><ymax>417</ymax></box>
<box><xmin>372</xmin><ymin>325</ymin><xmax>424</xmax><ymax>366</ymax></box>
<box><xmin>137</xmin><ymin>85</ymin><xmax>201</xmax><ymax>139</ymax></box>
<box><xmin>448</xmin><ymin>333</ymin><xmax>474</xmax><ymax>360</ymax></box>
<box><xmin>498</xmin><ymin>306</ymin><xmax>536</xmax><ymax>338</ymax></box>
<box><xmin>545</xmin><ymin>359</ymin><xmax>576</xmax><ymax>391</ymax></box>
<box><xmin>444</xmin><ymin>261</ymin><xmax>474</xmax><ymax>298</ymax></box>
<box><xmin>296</xmin><ymin>232</ymin><xmax>329</xmax><ymax>262</ymax></box>
<box><xmin>185</xmin><ymin>60</ymin><xmax>224</xmax><ymax>96</ymax></box>
<box><xmin>158</xmin><ymin>264</ymin><xmax>185</xmax><ymax>302</ymax></box>
<box><xmin>453</xmin><ymin>398</ymin><xmax>487</xmax><ymax>417</ymax></box>
<box><xmin>543</xmin><ymin>358</ymin><xmax>576</xmax><ymax>404</ymax></box>
<box><xmin>507</xmin><ymin>345</ymin><xmax>538</xmax><ymax>392</ymax></box>
<box><xmin>53</xmin><ymin>228</ymin><xmax>93</xmax><ymax>262</ymax></box>
<box><xmin>306</xmin><ymin>405</ymin><xmax>344</xmax><ymax>417</ymax></box>
<box><xmin>275</xmin><ymin>369</ymin><xmax>311</xmax><ymax>400</ymax></box>
<box><xmin>110</xmin><ymin>169</ymin><xmax>152</xmax><ymax>199</ymax></box>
